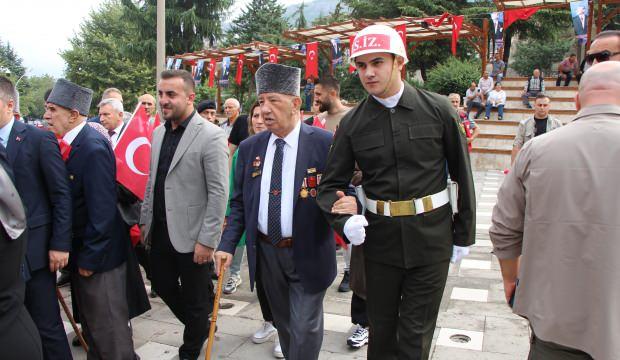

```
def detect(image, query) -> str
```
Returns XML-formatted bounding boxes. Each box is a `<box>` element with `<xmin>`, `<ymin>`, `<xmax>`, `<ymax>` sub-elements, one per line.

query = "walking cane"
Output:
<box><xmin>205</xmin><ymin>262</ymin><xmax>225</xmax><ymax>360</ymax></box>
<box><xmin>56</xmin><ymin>287</ymin><xmax>89</xmax><ymax>352</ymax></box>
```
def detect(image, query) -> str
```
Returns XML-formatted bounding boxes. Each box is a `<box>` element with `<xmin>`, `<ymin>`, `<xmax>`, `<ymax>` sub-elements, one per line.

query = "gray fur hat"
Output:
<box><xmin>255</xmin><ymin>63</ymin><xmax>301</xmax><ymax>97</ymax></box>
<box><xmin>47</xmin><ymin>79</ymin><xmax>94</xmax><ymax>116</ymax></box>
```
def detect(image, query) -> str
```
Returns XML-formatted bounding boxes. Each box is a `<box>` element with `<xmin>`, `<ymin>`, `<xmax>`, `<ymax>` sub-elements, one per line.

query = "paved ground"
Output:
<box><xmin>61</xmin><ymin>170</ymin><xmax>530</xmax><ymax>359</ymax></box>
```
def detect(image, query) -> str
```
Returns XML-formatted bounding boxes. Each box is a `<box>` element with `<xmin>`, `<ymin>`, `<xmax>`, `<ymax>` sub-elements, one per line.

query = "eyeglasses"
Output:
<box><xmin>585</xmin><ymin>50</ymin><xmax>620</xmax><ymax>65</ymax></box>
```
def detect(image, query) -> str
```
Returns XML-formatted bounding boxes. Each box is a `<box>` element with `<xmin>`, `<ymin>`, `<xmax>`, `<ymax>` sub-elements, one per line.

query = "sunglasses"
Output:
<box><xmin>585</xmin><ymin>50</ymin><xmax>620</xmax><ymax>65</ymax></box>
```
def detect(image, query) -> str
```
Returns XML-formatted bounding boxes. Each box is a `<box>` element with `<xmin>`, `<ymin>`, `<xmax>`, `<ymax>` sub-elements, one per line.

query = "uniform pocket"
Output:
<box><xmin>352</xmin><ymin>130</ymin><xmax>384</xmax><ymax>152</ymax></box>
<box><xmin>408</xmin><ymin>124</ymin><xmax>442</xmax><ymax>139</ymax></box>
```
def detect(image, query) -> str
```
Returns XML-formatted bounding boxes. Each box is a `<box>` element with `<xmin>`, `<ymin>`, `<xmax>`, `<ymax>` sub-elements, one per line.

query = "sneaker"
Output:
<box><xmin>484</xmin><ymin>116</ymin><xmax>490</xmax><ymax>120</ymax></box>
<box><xmin>273</xmin><ymin>336</ymin><xmax>284</xmax><ymax>359</ymax></box>
<box><xmin>347</xmin><ymin>325</ymin><xmax>369</xmax><ymax>349</ymax></box>
<box><xmin>338</xmin><ymin>270</ymin><xmax>351</xmax><ymax>293</ymax></box>
<box><xmin>498</xmin><ymin>116</ymin><xmax>503</xmax><ymax>120</ymax></box>
<box><xmin>252</xmin><ymin>322</ymin><xmax>277</xmax><ymax>344</ymax></box>
<box><xmin>223</xmin><ymin>275</ymin><xmax>242</xmax><ymax>295</ymax></box>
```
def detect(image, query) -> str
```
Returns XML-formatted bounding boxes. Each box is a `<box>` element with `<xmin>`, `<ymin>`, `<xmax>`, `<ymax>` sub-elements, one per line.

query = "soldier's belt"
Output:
<box><xmin>365</xmin><ymin>189</ymin><xmax>449</xmax><ymax>217</ymax></box>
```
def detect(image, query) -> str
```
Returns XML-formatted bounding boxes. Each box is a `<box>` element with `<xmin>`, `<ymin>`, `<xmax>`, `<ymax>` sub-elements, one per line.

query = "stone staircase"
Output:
<box><xmin>470</xmin><ymin>77</ymin><xmax>578</xmax><ymax>170</ymax></box>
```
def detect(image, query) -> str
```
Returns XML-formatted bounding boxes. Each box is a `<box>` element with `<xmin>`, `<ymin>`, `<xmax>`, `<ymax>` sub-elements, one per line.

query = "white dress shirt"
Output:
<box><xmin>487</xmin><ymin>90</ymin><xmax>506</xmax><ymax>106</ymax></box>
<box><xmin>257</xmin><ymin>120</ymin><xmax>302</xmax><ymax>237</ymax></box>
<box><xmin>63</xmin><ymin>121</ymin><xmax>87</xmax><ymax>145</ymax></box>
<box><xmin>372</xmin><ymin>82</ymin><xmax>404</xmax><ymax>108</ymax></box>
<box><xmin>0</xmin><ymin>117</ymin><xmax>15</xmax><ymax>149</ymax></box>
<box><xmin>109</xmin><ymin>121</ymin><xmax>124</xmax><ymax>148</ymax></box>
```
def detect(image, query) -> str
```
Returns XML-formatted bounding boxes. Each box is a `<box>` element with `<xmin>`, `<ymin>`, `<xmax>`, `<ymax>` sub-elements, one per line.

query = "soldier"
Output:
<box><xmin>317</xmin><ymin>25</ymin><xmax>476</xmax><ymax>359</ymax></box>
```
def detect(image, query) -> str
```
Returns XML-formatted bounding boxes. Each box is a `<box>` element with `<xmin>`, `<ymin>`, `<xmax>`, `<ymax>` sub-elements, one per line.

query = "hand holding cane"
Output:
<box><xmin>205</xmin><ymin>261</ymin><xmax>226</xmax><ymax>360</ymax></box>
<box><xmin>56</xmin><ymin>287</ymin><xmax>89</xmax><ymax>352</ymax></box>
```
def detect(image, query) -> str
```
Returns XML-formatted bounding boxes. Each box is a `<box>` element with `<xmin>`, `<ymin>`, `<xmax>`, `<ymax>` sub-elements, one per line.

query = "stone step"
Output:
<box><xmin>469</xmin><ymin>151</ymin><xmax>511</xmax><ymax>170</ymax></box>
<box><xmin>476</xmin><ymin>124</ymin><xmax>518</xmax><ymax>135</ymax></box>
<box><xmin>503</xmin><ymin>86</ymin><xmax>577</xmax><ymax>98</ymax></box>
<box><xmin>481</xmin><ymin>111</ymin><xmax>575</xmax><ymax>123</ymax></box>
<box><xmin>500</xmin><ymin>78</ymin><xmax>578</xmax><ymax>87</ymax></box>
<box><xmin>506</xmin><ymin>96</ymin><xmax>575</xmax><ymax>102</ymax></box>
<box><xmin>478</xmin><ymin>133</ymin><xmax>515</xmax><ymax>140</ymax></box>
<box><xmin>504</xmin><ymin>100</ymin><xmax>576</xmax><ymax>111</ymax></box>
<box><xmin>473</xmin><ymin>137</ymin><xmax>513</xmax><ymax>150</ymax></box>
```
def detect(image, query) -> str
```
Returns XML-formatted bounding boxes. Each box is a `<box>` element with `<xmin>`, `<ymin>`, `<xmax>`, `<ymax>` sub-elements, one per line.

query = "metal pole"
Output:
<box><xmin>156</xmin><ymin>0</ymin><xmax>166</xmax><ymax>84</ymax></box>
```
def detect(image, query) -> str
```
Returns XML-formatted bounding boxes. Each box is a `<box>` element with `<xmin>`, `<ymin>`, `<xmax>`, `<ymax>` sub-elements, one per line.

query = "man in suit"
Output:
<box><xmin>215</xmin><ymin>63</ymin><xmax>337</xmax><ymax>360</ymax></box>
<box><xmin>140</xmin><ymin>70</ymin><xmax>229</xmax><ymax>360</ymax></box>
<box><xmin>572</xmin><ymin>6</ymin><xmax>588</xmax><ymax>36</ymax></box>
<box><xmin>0</xmin><ymin>150</ymin><xmax>43</xmax><ymax>360</ymax></box>
<box><xmin>44</xmin><ymin>79</ymin><xmax>135</xmax><ymax>359</ymax></box>
<box><xmin>98</xmin><ymin>98</ymin><xmax>127</xmax><ymax>147</ymax></box>
<box><xmin>0</xmin><ymin>76</ymin><xmax>73</xmax><ymax>360</ymax></box>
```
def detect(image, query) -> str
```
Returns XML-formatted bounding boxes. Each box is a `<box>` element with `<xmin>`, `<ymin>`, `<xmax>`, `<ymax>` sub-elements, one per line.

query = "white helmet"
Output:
<box><xmin>350</xmin><ymin>24</ymin><xmax>409</xmax><ymax>65</ymax></box>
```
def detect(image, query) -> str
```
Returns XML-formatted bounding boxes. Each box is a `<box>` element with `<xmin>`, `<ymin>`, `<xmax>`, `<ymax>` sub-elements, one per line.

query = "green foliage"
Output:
<box><xmin>511</xmin><ymin>39</ymin><xmax>573</xmax><ymax>76</ymax></box>
<box><xmin>0</xmin><ymin>40</ymin><xmax>26</xmax><ymax>79</ymax></box>
<box><xmin>312</xmin><ymin>1</ymin><xmax>349</xmax><ymax>26</ymax></box>
<box><xmin>425</xmin><ymin>57</ymin><xmax>481</xmax><ymax>96</ymax></box>
<box><xmin>61</xmin><ymin>1</ymin><xmax>155</xmax><ymax>115</ymax></box>
<box><xmin>291</xmin><ymin>1</ymin><xmax>308</xmax><ymax>29</ymax></box>
<box><xmin>120</xmin><ymin>0</ymin><xmax>233</xmax><ymax>64</ymax></box>
<box><xmin>225</xmin><ymin>0</ymin><xmax>289</xmax><ymax>45</ymax></box>
<box><xmin>19</xmin><ymin>75</ymin><xmax>55</xmax><ymax>119</ymax></box>
<box><xmin>333</xmin><ymin>66</ymin><xmax>366</xmax><ymax>103</ymax></box>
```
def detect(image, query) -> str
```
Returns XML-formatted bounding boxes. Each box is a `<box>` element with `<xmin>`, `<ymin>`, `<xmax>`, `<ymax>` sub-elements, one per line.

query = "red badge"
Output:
<box><xmin>352</xmin><ymin>34</ymin><xmax>391</xmax><ymax>53</ymax></box>
<box><xmin>307</xmin><ymin>176</ymin><xmax>317</xmax><ymax>188</ymax></box>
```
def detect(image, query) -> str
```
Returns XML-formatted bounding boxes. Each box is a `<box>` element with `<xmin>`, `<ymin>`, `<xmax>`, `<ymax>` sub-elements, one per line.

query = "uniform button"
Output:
<box><xmin>167</xmin><ymin>208</ymin><xmax>171</xmax><ymax>212</ymax></box>
<box><xmin>390</xmin><ymin>108</ymin><xmax>396</xmax><ymax>114</ymax></box>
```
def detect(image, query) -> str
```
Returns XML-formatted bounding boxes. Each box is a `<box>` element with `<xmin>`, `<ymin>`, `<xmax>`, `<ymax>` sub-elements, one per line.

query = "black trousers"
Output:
<box><xmin>365</xmin><ymin>259</ymin><xmax>449</xmax><ymax>360</ymax></box>
<box><xmin>255</xmin><ymin>250</ymin><xmax>273</xmax><ymax>323</ymax></box>
<box><xmin>351</xmin><ymin>292</ymin><xmax>368</xmax><ymax>328</ymax></box>
<box><xmin>556</xmin><ymin>71</ymin><xmax>573</xmax><ymax>86</ymax></box>
<box><xmin>529</xmin><ymin>333</ymin><xmax>593</xmax><ymax>360</ymax></box>
<box><xmin>0</xmin><ymin>306</ymin><xmax>43</xmax><ymax>360</ymax></box>
<box><xmin>24</xmin><ymin>268</ymin><xmax>72</xmax><ymax>360</ymax></box>
<box><xmin>149</xmin><ymin>220</ymin><xmax>214</xmax><ymax>359</ymax></box>
<box><xmin>134</xmin><ymin>243</ymin><xmax>151</xmax><ymax>280</ymax></box>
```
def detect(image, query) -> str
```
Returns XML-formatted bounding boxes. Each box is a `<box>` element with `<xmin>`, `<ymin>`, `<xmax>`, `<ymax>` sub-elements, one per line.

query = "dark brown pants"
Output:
<box><xmin>529</xmin><ymin>332</ymin><xmax>593</xmax><ymax>360</ymax></box>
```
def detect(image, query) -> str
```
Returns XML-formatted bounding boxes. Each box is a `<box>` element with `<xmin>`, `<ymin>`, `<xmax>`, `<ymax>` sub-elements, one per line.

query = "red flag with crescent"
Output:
<box><xmin>235</xmin><ymin>54</ymin><xmax>245</xmax><ymax>85</ymax></box>
<box><xmin>395</xmin><ymin>24</ymin><xmax>407</xmax><ymax>49</ymax></box>
<box><xmin>348</xmin><ymin>36</ymin><xmax>356</xmax><ymax>74</ymax></box>
<box><xmin>207</xmin><ymin>58</ymin><xmax>216</xmax><ymax>88</ymax></box>
<box><xmin>268</xmin><ymin>47</ymin><xmax>279</xmax><ymax>63</ymax></box>
<box><xmin>114</xmin><ymin>105</ymin><xmax>157</xmax><ymax>200</ymax></box>
<box><xmin>504</xmin><ymin>7</ymin><xmax>539</xmax><ymax>30</ymax></box>
<box><xmin>451</xmin><ymin>15</ymin><xmax>464</xmax><ymax>56</ymax></box>
<box><xmin>306</xmin><ymin>42</ymin><xmax>319</xmax><ymax>79</ymax></box>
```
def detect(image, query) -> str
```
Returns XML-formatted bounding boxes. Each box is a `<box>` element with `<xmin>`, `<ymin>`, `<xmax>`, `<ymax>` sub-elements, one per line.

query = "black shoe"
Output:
<box><xmin>338</xmin><ymin>271</ymin><xmax>351</xmax><ymax>292</ymax></box>
<box><xmin>57</xmin><ymin>272</ymin><xmax>71</xmax><ymax>287</ymax></box>
<box><xmin>72</xmin><ymin>334</ymin><xmax>83</xmax><ymax>347</ymax></box>
<box><xmin>149</xmin><ymin>289</ymin><xmax>158</xmax><ymax>298</ymax></box>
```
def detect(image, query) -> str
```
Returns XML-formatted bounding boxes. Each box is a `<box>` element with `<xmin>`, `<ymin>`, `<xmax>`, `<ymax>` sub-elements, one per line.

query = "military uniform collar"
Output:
<box><xmin>573</xmin><ymin>104</ymin><xmax>620</xmax><ymax>121</ymax></box>
<box><xmin>366</xmin><ymin>82</ymin><xmax>416</xmax><ymax>113</ymax></box>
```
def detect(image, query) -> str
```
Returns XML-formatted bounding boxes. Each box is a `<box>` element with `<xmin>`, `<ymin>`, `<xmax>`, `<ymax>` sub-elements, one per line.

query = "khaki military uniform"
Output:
<box><xmin>317</xmin><ymin>83</ymin><xmax>476</xmax><ymax>359</ymax></box>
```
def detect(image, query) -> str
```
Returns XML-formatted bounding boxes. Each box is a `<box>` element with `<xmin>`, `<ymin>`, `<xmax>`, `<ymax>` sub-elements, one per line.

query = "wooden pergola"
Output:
<box><xmin>173</xmin><ymin>41</ymin><xmax>306</xmax><ymax>74</ymax></box>
<box><xmin>493</xmin><ymin>0</ymin><xmax>620</xmax><ymax>49</ymax></box>
<box><xmin>283</xmin><ymin>14</ymin><xmax>490</xmax><ymax>75</ymax></box>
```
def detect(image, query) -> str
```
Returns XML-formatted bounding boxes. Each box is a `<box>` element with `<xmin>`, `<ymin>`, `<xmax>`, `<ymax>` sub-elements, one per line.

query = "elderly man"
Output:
<box><xmin>521</xmin><ymin>69</ymin><xmax>545</xmax><ymax>108</ymax></box>
<box><xmin>140</xmin><ymin>70</ymin><xmax>228</xmax><ymax>360</ymax></box>
<box><xmin>223</xmin><ymin>98</ymin><xmax>249</xmax><ymax>158</ymax></box>
<box><xmin>317</xmin><ymin>25</ymin><xmax>475</xmax><ymax>360</ymax></box>
<box><xmin>89</xmin><ymin>87</ymin><xmax>131</xmax><ymax>124</ymax></box>
<box><xmin>0</xmin><ymin>76</ymin><xmax>73</xmax><ymax>360</ymax></box>
<box><xmin>98</xmin><ymin>98</ymin><xmax>126</xmax><ymax>147</ymax></box>
<box><xmin>44</xmin><ymin>79</ymin><xmax>135</xmax><ymax>359</ymax></box>
<box><xmin>511</xmin><ymin>93</ymin><xmax>562</xmax><ymax>165</ymax></box>
<box><xmin>490</xmin><ymin>61</ymin><xmax>620</xmax><ymax>360</ymax></box>
<box><xmin>478</xmin><ymin>71</ymin><xmax>494</xmax><ymax>100</ymax></box>
<box><xmin>138</xmin><ymin>93</ymin><xmax>156</xmax><ymax>116</ymax></box>
<box><xmin>215</xmin><ymin>63</ymin><xmax>336</xmax><ymax>360</ymax></box>
<box><xmin>465</xmin><ymin>81</ymin><xmax>485</xmax><ymax>119</ymax></box>
<box><xmin>197</xmin><ymin>99</ymin><xmax>218</xmax><ymax>124</ymax></box>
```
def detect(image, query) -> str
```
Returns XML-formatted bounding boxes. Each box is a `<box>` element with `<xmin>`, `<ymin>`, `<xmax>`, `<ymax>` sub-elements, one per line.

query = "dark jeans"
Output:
<box><xmin>529</xmin><ymin>333</ymin><xmax>593</xmax><ymax>360</ymax></box>
<box><xmin>522</xmin><ymin>90</ymin><xmax>541</xmax><ymax>107</ymax></box>
<box><xmin>351</xmin><ymin>292</ymin><xmax>368</xmax><ymax>328</ymax></box>
<box><xmin>485</xmin><ymin>103</ymin><xmax>505</xmax><ymax>119</ymax></box>
<box><xmin>556</xmin><ymin>71</ymin><xmax>573</xmax><ymax>86</ymax></box>
<box><xmin>466</xmin><ymin>101</ymin><xmax>484</xmax><ymax>119</ymax></box>
<box><xmin>150</xmin><ymin>221</ymin><xmax>214</xmax><ymax>359</ymax></box>
<box><xmin>365</xmin><ymin>259</ymin><xmax>450</xmax><ymax>360</ymax></box>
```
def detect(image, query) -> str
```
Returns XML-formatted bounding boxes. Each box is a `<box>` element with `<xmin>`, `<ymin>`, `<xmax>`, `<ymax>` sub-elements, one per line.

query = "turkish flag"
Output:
<box><xmin>424</xmin><ymin>12</ymin><xmax>450</xmax><ymax>27</ymax></box>
<box><xmin>235</xmin><ymin>54</ymin><xmax>245</xmax><ymax>85</ymax></box>
<box><xmin>114</xmin><ymin>105</ymin><xmax>156</xmax><ymax>200</ymax></box>
<box><xmin>451</xmin><ymin>15</ymin><xmax>464</xmax><ymax>55</ymax></box>
<box><xmin>348</xmin><ymin>36</ymin><xmax>356</xmax><ymax>74</ymax></box>
<box><xmin>504</xmin><ymin>7</ymin><xmax>539</xmax><ymax>30</ymax></box>
<box><xmin>268</xmin><ymin>47</ymin><xmax>279</xmax><ymax>63</ymax></box>
<box><xmin>207</xmin><ymin>58</ymin><xmax>216</xmax><ymax>88</ymax></box>
<box><xmin>306</xmin><ymin>42</ymin><xmax>319</xmax><ymax>79</ymax></box>
<box><xmin>395</xmin><ymin>24</ymin><xmax>407</xmax><ymax>49</ymax></box>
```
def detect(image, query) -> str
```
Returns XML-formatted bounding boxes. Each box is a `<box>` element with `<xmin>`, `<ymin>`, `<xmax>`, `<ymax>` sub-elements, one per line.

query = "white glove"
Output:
<box><xmin>343</xmin><ymin>215</ymin><xmax>368</xmax><ymax>246</ymax></box>
<box><xmin>450</xmin><ymin>245</ymin><xmax>470</xmax><ymax>263</ymax></box>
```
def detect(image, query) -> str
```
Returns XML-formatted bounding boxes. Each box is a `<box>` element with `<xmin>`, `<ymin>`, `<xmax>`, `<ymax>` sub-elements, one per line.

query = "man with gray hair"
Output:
<box><xmin>98</xmin><ymin>98</ymin><xmax>126</xmax><ymax>147</ymax></box>
<box><xmin>89</xmin><ymin>87</ymin><xmax>132</xmax><ymax>124</ymax></box>
<box><xmin>490</xmin><ymin>61</ymin><xmax>620</xmax><ymax>359</ymax></box>
<box><xmin>215</xmin><ymin>63</ymin><xmax>336</xmax><ymax>359</ymax></box>
<box><xmin>223</xmin><ymin>97</ymin><xmax>249</xmax><ymax>161</ymax></box>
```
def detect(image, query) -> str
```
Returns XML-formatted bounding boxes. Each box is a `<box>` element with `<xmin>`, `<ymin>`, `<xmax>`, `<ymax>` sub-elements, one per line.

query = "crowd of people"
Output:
<box><xmin>0</xmin><ymin>25</ymin><xmax>619</xmax><ymax>360</ymax></box>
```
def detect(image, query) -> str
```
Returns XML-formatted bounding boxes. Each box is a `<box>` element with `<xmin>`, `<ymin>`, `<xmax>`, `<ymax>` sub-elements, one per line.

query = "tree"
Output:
<box><xmin>18</xmin><ymin>75</ymin><xmax>55</xmax><ymax>119</ymax></box>
<box><xmin>120</xmin><ymin>0</ymin><xmax>233</xmax><ymax>65</ymax></box>
<box><xmin>291</xmin><ymin>1</ymin><xmax>308</xmax><ymax>29</ymax></box>
<box><xmin>312</xmin><ymin>1</ymin><xmax>350</xmax><ymax>26</ymax></box>
<box><xmin>0</xmin><ymin>40</ymin><xmax>26</xmax><ymax>79</ymax></box>
<box><xmin>511</xmin><ymin>39</ymin><xmax>573</xmax><ymax>76</ymax></box>
<box><xmin>225</xmin><ymin>0</ymin><xmax>289</xmax><ymax>45</ymax></box>
<box><xmin>424</xmin><ymin>57</ymin><xmax>481</xmax><ymax>95</ymax></box>
<box><xmin>61</xmin><ymin>1</ymin><xmax>155</xmax><ymax>114</ymax></box>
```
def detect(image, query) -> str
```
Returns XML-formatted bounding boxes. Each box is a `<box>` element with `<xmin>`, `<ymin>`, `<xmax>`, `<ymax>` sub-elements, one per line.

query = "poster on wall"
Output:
<box><xmin>570</xmin><ymin>0</ymin><xmax>589</xmax><ymax>45</ymax></box>
<box><xmin>490</xmin><ymin>12</ymin><xmax>504</xmax><ymax>51</ymax></box>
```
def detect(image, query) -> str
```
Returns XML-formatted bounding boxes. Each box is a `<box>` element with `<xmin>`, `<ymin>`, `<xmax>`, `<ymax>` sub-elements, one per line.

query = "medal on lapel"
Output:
<box><xmin>307</xmin><ymin>168</ymin><xmax>317</xmax><ymax>188</ymax></box>
<box><xmin>300</xmin><ymin>178</ymin><xmax>309</xmax><ymax>199</ymax></box>
<box><xmin>252</xmin><ymin>156</ymin><xmax>262</xmax><ymax>178</ymax></box>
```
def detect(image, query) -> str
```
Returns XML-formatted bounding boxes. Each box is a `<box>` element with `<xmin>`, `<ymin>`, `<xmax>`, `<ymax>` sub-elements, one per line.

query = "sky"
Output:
<box><xmin>0</xmin><ymin>0</ymin><xmax>304</xmax><ymax>78</ymax></box>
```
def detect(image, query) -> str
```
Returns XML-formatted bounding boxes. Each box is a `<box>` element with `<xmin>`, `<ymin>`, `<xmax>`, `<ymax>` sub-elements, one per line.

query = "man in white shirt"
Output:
<box><xmin>484</xmin><ymin>83</ymin><xmax>507</xmax><ymax>120</ymax></box>
<box><xmin>478</xmin><ymin>71</ymin><xmax>494</xmax><ymax>99</ymax></box>
<box><xmin>98</xmin><ymin>98</ymin><xmax>126</xmax><ymax>147</ymax></box>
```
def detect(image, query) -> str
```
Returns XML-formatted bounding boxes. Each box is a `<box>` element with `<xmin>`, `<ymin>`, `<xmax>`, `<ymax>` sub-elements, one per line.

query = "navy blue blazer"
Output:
<box><xmin>7</xmin><ymin>121</ymin><xmax>72</xmax><ymax>272</ymax></box>
<box><xmin>218</xmin><ymin>123</ymin><xmax>337</xmax><ymax>294</ymax></box>
<box><xmin>65</xmin><ymin>124</ymin><xmax>126</xmax><ymax>273</ymax></box>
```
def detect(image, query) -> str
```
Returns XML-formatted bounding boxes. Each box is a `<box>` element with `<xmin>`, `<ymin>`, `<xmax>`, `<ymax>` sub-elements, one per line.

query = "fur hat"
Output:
<box><xmin>196</xmin><ymin>99</ymin><xmax>216</xmax><ymax>113</ymax></box>
<box><xmin>47</xmin><ymin>79</ymin><xmax>93</xmax><ymax>116</ymax></box>
<box><xmin>255</xmin><ymin>63</ymin><xmax>301</xmax><ymax>97</ymax></box>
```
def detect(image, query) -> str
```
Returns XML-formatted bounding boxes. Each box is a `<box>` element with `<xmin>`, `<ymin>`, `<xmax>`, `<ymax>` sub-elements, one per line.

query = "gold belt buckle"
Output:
<box><xmin>421</xmin><ymin>195</ymin><xmax>434</xmax><ymax>213</ymax></box>
<box><xmin>390</xmin><ymin>200</ymin><xmax>415</xmax><ymax>216</ymax></box>
<box><xmin>376</xmin><ymin>200</ymin><xmax>385</xmax><ymax>216</ymax></box>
